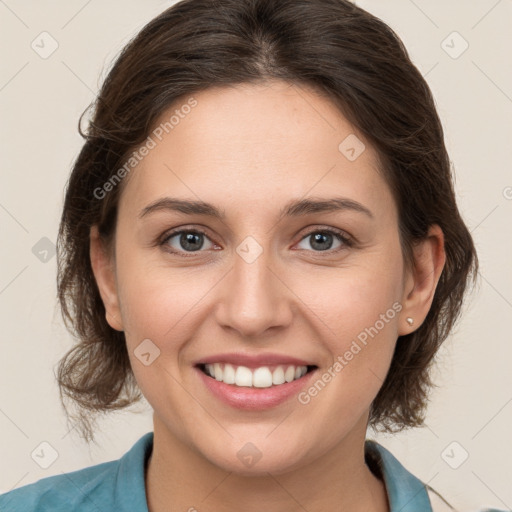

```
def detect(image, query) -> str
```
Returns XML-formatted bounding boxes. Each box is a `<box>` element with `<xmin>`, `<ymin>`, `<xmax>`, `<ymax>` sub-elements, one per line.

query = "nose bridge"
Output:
<box><xmin>215</xmin><ymin>241</ymin><xmax>291</xmax><ymax>337</ymax></box>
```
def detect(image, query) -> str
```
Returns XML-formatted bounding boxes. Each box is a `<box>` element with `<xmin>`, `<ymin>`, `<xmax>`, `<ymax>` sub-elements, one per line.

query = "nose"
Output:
<box><xmin>214</xmin><ymin>246</ymin><xmax>293</xmax><ymax>339</ymax></box>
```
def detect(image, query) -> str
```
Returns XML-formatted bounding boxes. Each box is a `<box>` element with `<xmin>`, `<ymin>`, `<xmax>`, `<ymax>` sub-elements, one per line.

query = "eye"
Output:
<box><xmin>159</xmin><ymin>226</ymin><xmax>353</xmax><ymax>257</ymax></box>
<box><xmin>161</xmin><ymin>228</ymin><xmax>216</xmax><ymax>255</ymax></box>
<box><xmin>295</xmin><ymin>228</ymin><xmax>353</xmax><ymax>252</ymax></box>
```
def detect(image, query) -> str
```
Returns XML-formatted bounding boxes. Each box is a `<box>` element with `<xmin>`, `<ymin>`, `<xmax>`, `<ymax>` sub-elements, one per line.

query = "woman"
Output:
<box><xmin>0</xmin><ymin>0</ymin><xmax>504</xmax><ymax>511</ymax></box>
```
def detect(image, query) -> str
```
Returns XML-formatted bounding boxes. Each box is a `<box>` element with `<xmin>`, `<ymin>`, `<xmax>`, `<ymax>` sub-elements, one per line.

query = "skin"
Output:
<box><xmin>90</xmin><ymin>79</ymin><xmax>446</xmax><ymax>512</ymax></box>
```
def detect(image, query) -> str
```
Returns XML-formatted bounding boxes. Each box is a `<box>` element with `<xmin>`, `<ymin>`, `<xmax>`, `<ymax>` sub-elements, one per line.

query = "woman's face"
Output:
<box><xmin>93</xmin><ymin>80</ymin><xmax>436</xmax><ymax>474</ymax></box>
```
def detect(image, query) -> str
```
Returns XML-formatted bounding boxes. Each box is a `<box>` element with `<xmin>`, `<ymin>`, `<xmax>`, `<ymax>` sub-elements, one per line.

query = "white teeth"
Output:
<box><xmin>214</xmin><ymin>363</ymin><xmax>223</xmax><ymax>381</ymax></box>
<box><xmin>253</xmin><ymin>367</ymin><xmax>273</xmax><ymax>388</ymax></box>
<box><xmin>284</xmin><ymin>366</ymin><xmax>295</xmax><ymax>383</ymax></box>
<box><xmin>223</xmin><ymin>363</ymin><xmax>236</xmax><ymax>384</ymax></box>
<box><xmin>272</xmin><ymin>366</ymin><xmax>285</xmax><ymax>385</ymax></box>
<box><xmin>202</xmin><ymin>363</ymin><xmax>310</xmax><ymax>387</ymax></box>
<box><xmin>235</xmin><ymin>366</ymin><xmax>253</xmax><ymax>387</ymax></box>
<box><xmin>205</xmin><ymin>363</ymin><xmax>214</xmax><ymax>377</ymax></box>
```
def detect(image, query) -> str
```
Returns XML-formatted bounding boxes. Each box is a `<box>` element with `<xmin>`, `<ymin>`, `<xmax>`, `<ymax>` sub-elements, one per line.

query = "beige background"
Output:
<box><xmin>0</xmin><ymin>0</ymin><xmax>511</xmax><ymax>510</ymax></box>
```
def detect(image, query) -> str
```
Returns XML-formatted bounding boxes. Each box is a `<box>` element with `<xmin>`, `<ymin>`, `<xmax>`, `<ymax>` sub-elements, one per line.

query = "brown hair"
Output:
<box><xmin>56</xmin><ymin>0</ymin><xmax>478</xmax><ymax>441</ymax></box>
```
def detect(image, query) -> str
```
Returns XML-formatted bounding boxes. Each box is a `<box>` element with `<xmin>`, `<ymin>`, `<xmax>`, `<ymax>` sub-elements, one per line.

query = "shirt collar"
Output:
<box><xmin>115</xmin><ymin>431</ymin><xmax>153</xmax><ymax>512</ymax></box>
<box><xmin>365</xmin><ymin>439</ymin><xmax>432</xmax><ymax>511</ymax></box>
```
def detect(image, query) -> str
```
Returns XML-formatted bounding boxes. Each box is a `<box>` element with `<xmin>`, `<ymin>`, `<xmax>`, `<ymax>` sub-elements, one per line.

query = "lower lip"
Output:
<box><xmin>195</xmin><ymin>366</ymin><xmax>318</xmax><ymax>410</ymax></box>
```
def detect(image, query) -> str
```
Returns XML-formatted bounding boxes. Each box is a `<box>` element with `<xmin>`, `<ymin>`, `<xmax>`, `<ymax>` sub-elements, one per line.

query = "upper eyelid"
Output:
<box><xmin>161</xmin><ymin>226</ymin><xmax>214</xmax><ymax>243</ymax></box>
<box><xmin>295</xmin><ymin>228</ymin><xmax>352</xmax><ymax>248</ymax></box>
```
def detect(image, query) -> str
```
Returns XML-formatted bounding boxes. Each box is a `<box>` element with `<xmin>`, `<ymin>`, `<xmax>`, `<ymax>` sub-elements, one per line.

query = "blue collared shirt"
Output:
<box><xmin>0</xmin><ymin>432</ymin><xmax>506</xmax><ymax>511</ymax></box>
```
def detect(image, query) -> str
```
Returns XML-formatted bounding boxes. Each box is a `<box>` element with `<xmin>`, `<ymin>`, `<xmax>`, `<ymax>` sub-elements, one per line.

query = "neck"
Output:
<box><xmin>145</xmin><ymin>414</ymin><xmax>389</xmax><ymax>512</ymax></box>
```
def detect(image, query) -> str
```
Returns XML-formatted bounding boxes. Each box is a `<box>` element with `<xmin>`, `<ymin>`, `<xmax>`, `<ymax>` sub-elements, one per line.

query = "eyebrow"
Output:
<box><xmin>139</xmin><ymin>196</ymin><xmax>374</xmax><ymax>220</ymax></box>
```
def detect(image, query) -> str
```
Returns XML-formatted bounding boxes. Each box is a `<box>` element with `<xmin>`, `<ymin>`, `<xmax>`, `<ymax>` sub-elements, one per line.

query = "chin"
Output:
<box><xmin>198</xmin><ymin>436</ymin><xmax>313</xmax><ymax>476</ymax></box>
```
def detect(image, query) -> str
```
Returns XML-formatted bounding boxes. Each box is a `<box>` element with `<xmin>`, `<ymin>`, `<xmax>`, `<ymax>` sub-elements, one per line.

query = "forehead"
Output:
<box><xmin>119</xmin><ymin>80</ymin><xmax>397</xmax><ymax>224</ymax></box>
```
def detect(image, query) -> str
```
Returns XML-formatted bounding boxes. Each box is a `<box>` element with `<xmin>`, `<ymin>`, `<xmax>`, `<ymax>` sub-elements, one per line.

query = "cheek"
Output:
<box><xmin>290</xmin><ymin>256</ymin><xmax>402</xmax><ymax>402</ymax></box>
<box><xmin>295</xmin><ymin>268</ymin><xmax>401</xmax><ymax>430</ymax></box>
<box><xmin>295</xmin><ymin>259</ymin><xmax>402</xmax><ymax>340</ymax></box>
<box><xmin>114</xmin><ymin>256</ymin><xmax>216</xmax><ymax>345</ymax></box>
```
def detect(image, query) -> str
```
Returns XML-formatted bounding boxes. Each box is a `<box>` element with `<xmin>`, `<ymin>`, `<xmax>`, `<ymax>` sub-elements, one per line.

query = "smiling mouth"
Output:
<box><xmin>197</xmin><ymin>363</ymin><xmax>318</xmax><ymax>388</ymax></box>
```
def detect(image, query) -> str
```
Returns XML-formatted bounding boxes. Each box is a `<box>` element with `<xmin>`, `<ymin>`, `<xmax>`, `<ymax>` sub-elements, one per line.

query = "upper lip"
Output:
<box><xmin>195</xmin><ymin>352</ymin><xmax>317</xmax><ymax>369</ymax></box>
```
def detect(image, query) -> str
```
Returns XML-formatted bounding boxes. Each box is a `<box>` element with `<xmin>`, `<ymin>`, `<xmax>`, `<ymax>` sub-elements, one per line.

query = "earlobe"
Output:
<box><xmin>399</xmin><ymin>224</ymin><xmax>446</xmax><ymax>335</ymax></box>
<box><xmin>89</xmin><ymin>226</ymin><xmax>124</xmax><ymax>332</ymax></box>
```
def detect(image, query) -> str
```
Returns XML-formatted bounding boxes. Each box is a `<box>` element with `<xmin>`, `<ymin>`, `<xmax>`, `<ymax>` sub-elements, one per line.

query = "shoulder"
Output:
<box><xmin>426</xmin><ymin>486</ymin><xmax>508</xmax><ymax>512</ymax></box>
<box><xmin>0</xmin><ymin>432</ymin><xmax>153</xmax><ymax>512</ymax></box>
<box><xmin>364</xmin><ymin>439</ymin><xmax>508</xmax><ymax>512</ymax></box>
<box><xmin>0</xmin><ymin>460</ymin><xmax>119</xmax><ymax>511</ymax></box>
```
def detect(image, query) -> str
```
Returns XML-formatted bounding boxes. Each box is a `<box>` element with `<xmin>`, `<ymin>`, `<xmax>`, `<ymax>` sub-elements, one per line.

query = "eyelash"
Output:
<box><xmin>159</xmin><ymin>226</ymin><xmax>354</xmax><ymax>258</ymax></box>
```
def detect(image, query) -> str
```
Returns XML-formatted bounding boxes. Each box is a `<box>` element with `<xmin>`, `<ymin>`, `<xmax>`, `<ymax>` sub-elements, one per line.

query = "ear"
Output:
<box><xmin>398</xmin><ymin>224</ymin><xmax>446</xmax><ymax>335</ymax></box>
<box><xmin>89</xmin><ymin>226</ymin><xmax>124</xmax><ymax>331</ymax></box>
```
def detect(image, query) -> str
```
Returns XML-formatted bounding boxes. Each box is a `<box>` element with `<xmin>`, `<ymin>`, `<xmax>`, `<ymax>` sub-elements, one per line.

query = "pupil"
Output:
<box><xmin>311</xmin><ymin>232</ymin><xmax>333</xmax><ymax>251</ymax></box>
<box><xmin>181</xmin><ymin>232</ymin><xmax>203</xmax><ymax>251</ymax></box>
